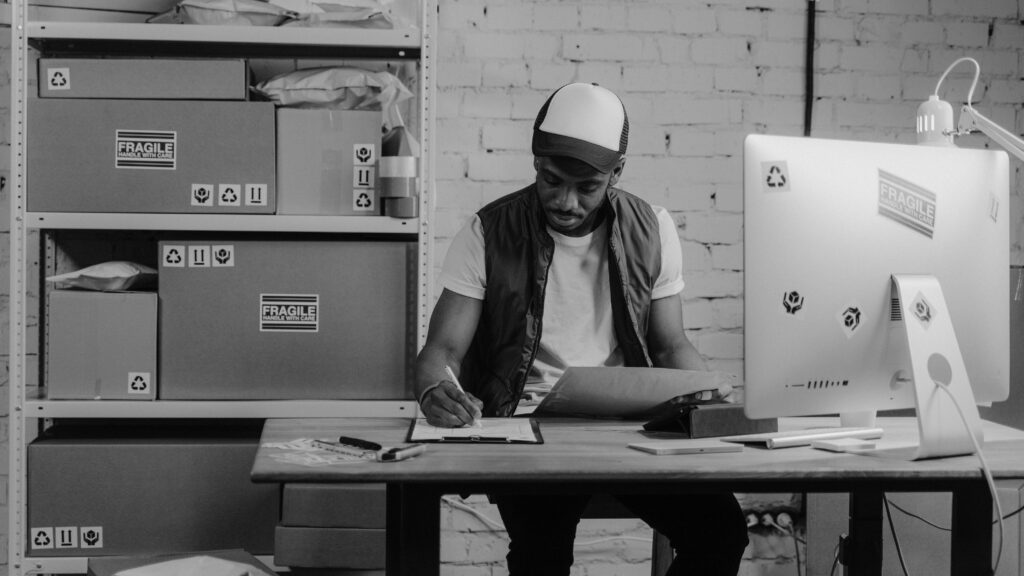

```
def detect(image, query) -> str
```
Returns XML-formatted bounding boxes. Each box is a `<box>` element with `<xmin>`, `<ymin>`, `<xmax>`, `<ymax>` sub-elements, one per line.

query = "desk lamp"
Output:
<box><xmin>917</xmin><ymin>56</ymin><xmax>1024</xmax><ymax>162</ymax></box>
<box><xmin>913</xmin><ymin>55</ymin><xmax>1019</xmax><ymax>574</ymax></box>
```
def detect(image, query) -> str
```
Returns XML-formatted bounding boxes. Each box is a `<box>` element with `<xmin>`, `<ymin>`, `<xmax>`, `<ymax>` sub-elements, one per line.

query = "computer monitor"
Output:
<box><xmin>743</xmin><ymin>134</ymin><xmax>1009</xmax><ymax>458</ymax></box>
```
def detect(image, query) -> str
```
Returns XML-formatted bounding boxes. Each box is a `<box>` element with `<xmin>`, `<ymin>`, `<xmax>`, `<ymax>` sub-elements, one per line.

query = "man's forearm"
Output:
<box><xmin>414</xmin><ymin>344</ymin><xmax>460</xmax><ymax>401</ymax></box>
<box><xmin>651</xmin><ymin>336</ymin><xmax>707</xmax><ymax>371</ymax></box>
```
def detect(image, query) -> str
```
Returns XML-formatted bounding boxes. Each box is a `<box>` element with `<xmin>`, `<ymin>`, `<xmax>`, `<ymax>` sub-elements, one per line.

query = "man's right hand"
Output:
<box><xmin>420</xmin><ymin>381</ymin><xmax>484</xmax><ymax>428</ymax></box>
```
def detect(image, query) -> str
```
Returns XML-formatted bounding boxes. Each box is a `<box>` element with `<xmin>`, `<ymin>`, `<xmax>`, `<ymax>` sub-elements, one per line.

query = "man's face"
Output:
<box><xmin>534</xmin><ymin>156</ymin><xmax>624</xmax><ymax>237</ymax></box>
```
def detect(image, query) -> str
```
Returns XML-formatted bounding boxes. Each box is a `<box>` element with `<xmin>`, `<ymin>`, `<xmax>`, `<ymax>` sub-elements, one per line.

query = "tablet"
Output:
<box><xmin>627</xmin><ymin>439</ymin><xmax>743</xmax><ymax>455</ymax></box>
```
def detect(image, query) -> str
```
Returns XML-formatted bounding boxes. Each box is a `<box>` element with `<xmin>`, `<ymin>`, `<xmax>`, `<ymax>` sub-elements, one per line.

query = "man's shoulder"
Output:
<box><xmin>478</xmin><ymin>184</ymin><xmax>535</xmax><ymax>216</ymax></box>
<box><xmin>609</xmin><ymin>187</ymin><xmax>659</xmax><ymax>222</ymax></box>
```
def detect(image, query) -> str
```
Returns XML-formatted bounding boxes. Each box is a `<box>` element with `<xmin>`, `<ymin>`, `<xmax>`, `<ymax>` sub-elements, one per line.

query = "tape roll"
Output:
<box><xmin>378</xmin><ymin>156</ymin><xmax>417</xmax><ymax>178</ymax></box>
<box><xmin>380</xmin><ymin>177</ymin><xmax>415</xmax><ymax>198</ymax></box>
<box><xmin>385</xmin><ymin>195</ymin><xmax>418</xmax><ymax>219</ymax></box>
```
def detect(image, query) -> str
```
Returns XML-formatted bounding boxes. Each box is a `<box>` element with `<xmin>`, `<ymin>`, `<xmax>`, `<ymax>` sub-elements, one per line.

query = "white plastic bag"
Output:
<box><xmin>177</xmin><ymin>0</ymin><xmax>295</xmax><ymax>26</ymax></box>
<box><xmin>253</xmin><ymin>66</ymin><xmax>413</xmax><ymax>130</ymax></box>
<box><xmin>46</xmin><ymin>261</ymin><xmax>157</xmax><ymax>292</ymax></box>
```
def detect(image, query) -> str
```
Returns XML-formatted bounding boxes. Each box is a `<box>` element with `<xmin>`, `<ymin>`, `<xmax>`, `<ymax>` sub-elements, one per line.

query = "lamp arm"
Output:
<box><xmin>957</xmin><ymin>105</ymin><xmax>1024</xmax><ymax>163</ymax></box>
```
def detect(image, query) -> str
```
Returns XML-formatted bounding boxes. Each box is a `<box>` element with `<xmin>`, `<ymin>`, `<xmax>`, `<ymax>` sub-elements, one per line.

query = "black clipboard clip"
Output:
<box><xmin>442</xmin><ymin>435</ymin><xmax>510</xmax><ymax>443</ymax></box>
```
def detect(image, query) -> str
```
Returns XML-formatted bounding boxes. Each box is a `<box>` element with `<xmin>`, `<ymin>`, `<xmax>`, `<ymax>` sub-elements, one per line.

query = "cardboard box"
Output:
<box><xmin>88</xmin><ymin>549</ymin><xmax>276</xmax><ymax>576</ymax></box>
<box><xmin>276</xmin><ymin>109</ymin><xmax>382</xmax><ymax>215</ymax></box>
<box><xmin>28</xmin><ymin>98</ymin><xmax>276</xmax><ymax>213</ymax></box>
<box><xmin>39</xmin><ymin>58</ymin><xmax>249</xmax><ymax>100</ymax></box>
<box><xmin>282</xmin><ymin>484</ymin><xmax>386</xmax><ymax>528</ymax></box>
<box><xmin>27</xmin><ymin>425</ymin><xmax>279</xmax><ymax>556</ymax></box>
<box><xmin>274</xmin><ymin>526</ymin><xmax>385</xmax><ymax>569</ymax></box>
<box><xmin>46</xmin><ymin>290</ymin><xmax>157</xmax><ymax>400</ymax></box>
<box><xmin>158</xmin><ymin>238</ymin><xmax>413</xmax><ymax>399</ymax></box>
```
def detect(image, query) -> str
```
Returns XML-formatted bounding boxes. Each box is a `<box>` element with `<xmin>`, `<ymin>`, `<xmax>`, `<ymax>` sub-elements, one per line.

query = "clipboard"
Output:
<box><xmin>407</xmin><ymin>418</ymin><xmax>544</xmax><ymax>444</ymax></box>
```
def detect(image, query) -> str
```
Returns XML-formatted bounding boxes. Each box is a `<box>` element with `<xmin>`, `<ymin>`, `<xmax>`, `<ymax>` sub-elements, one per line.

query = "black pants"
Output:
<box><xmin>494</xmin><ymin>492</ymin><xmax>749</xmax><ymax>576</ymax></box>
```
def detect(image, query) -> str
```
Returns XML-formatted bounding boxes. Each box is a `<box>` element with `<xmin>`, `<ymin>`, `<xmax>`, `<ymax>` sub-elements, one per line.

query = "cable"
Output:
<box><xmin>883</xmin><ymin>497</ymin><xmax>911</xmax><ymax>576</ymax></box>
<box><xmin>829</xmin><ymin>536</ymin><xmax>843</xmax><ymax>576</ymax></box>
<box><xmin>765</xmin><ymin>512</ymin><xmax>804</xmax><ymax>576</ymax></box>
<box><xmin>803</xmin><ymin>0</ymin><xmax>816</xmax><ymax>136</ymax></box>
<box><xmin>1002</xmin><ymin>502</ymin><xmax>1024</xmax><ymax>521</ymax></box>
<box><xmin>934</xmin><ymin>382</ymin><xmax>1005</xmax><ymax>575</ymax></box>
<box><xmin>441</xmin><ymin>496</ymin><xmax>507</xmax><ymax>533</ymax></box>
<box><xmin>933</xmin><ymin>57</ymin><xmax>980</xmax><ymax>105</ymax></box>
<box><xmin>885</xmin><ymin>498</ymin><xmax>950</xmax><ymax>532</ymax></box>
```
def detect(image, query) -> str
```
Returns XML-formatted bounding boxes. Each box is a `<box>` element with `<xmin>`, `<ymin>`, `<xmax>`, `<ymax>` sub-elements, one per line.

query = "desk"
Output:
<box><xmin>252</xmin><ymin>417</ymin><xmax>1024</xmax><ymax>576</ymax></box>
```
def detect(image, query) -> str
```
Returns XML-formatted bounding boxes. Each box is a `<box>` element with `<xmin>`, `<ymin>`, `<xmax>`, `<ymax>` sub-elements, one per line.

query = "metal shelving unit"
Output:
<box><xmin>7</xmin><ymin>2</ymin><xmax>437</xmax><ymax>572</ymax></box>
<box><xmin>28</xmin><ymin>212</ymin><xmax>420</xmax><ymax>233</ymax></box>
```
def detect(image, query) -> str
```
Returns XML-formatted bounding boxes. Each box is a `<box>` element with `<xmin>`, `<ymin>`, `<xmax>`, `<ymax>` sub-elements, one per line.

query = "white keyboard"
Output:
<box><xmin>720</xmin><ymin>427</ymin><xmax>884</xmax><ymax>449</ymax></box>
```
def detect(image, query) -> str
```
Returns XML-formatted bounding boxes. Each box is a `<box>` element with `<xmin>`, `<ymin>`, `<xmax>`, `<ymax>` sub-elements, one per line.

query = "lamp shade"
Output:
<box><xmin>916</xmin><ymin>95</ymin><xmax>956</xmax><ymax>147</ymax></box>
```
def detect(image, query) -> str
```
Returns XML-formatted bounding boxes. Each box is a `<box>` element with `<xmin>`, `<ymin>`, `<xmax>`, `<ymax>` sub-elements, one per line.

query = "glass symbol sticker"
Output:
<box><xmin>782</xmin><ymin>290</ymin><xmax>805</xmax><ymax>317</ymax></box>
<box><xmin>837</xmin><ymin>303</ymin><xmax>863</xmax><ymax>339</ymax></box>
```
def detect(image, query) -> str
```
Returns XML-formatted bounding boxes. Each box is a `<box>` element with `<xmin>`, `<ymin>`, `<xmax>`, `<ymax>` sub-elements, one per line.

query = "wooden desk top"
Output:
<box><xmin>251</xmin><ymin>417</ymin><xmax>1024</xmax><ymax>490</ymax></box>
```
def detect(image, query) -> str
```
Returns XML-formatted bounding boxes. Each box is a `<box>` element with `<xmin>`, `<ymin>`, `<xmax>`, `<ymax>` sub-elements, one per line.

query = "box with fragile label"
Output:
<box><xmin>27</xmin><ymin>98</ymin><xmax>275</xmax><ymax>213</ymax></box>
<box><xmin>276</xmin><ymin>108</ymin><xmax>382</xmax><ymax>215</ymax></box>
<box><xmin>46</xmin><ymin>290</ymin><xmax>156</xmax><ymax>400</ymax></box>
<box><xmin>27</xmin><ymin>424</ymin><xmax>279</xmax><ymax>557</ymax></box>
<box><xmin>158</xmin><ymin>238</ymin><xmax>413</xmax><ymax>399</ymax></box>
<box><xmin>39</xmin><ymin>58</ymin><xmax>250</xmax><ymax>100</ymax></box>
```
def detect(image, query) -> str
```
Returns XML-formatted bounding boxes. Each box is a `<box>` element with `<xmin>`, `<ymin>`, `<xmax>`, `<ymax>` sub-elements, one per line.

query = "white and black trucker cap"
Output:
<box><xmin>532</xmin><ymin>82</ymin><xmax>629</xmax><ymax>173</ymax></box>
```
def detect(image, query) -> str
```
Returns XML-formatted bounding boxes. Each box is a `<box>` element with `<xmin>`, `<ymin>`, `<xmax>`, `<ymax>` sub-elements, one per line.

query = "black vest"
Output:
<box><xmin>461</xmin><ymin>184</ymin><xmax>663</xmax><ymax>416</ymax></box>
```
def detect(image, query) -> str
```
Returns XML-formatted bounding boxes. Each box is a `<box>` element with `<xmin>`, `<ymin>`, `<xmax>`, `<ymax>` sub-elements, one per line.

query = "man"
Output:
<box><xmin>415</xmin><ymin>82</ymin><xmax>749</xmax><ymax>576</ymax></box>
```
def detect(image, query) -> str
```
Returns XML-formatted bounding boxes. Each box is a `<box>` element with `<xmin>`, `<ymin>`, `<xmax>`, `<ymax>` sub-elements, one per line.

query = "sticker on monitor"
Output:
<box><xmin>878</xmin><ymin>169</ymin><xmax>936</xmax><ymax>238</ymax></box>
<box><xmin>911</xmin><ymin>292</ymin><xmax>936</xmax><ymax>329</ymax></box>
<box><xmin>761</xmin><ymin>161</ymin><xmax>790</xmax><ymax>192</ymax></box>
<box><xmin>836</xmin><ymin>303</ymin><xmax>864</xmax><ymax>339</ymax></box>
<box><xmin>782</xmin><ymin>290</ymin><xmax>805</xmax><ymax>317</ymax></box>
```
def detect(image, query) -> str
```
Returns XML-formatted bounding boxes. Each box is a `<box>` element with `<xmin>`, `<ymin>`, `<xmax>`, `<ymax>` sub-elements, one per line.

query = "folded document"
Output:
<box><xmin>533</xmin><ymin>367</ymin><xmax>735</xmax><ymax>419</ymax></box>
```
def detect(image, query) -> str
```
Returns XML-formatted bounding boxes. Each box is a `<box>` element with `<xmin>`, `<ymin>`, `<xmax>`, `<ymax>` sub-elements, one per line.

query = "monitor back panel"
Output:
<box><xmin>743</xmin><ymin>134</ymin><xmax>1009</xmax><ymax>418</ymax></box>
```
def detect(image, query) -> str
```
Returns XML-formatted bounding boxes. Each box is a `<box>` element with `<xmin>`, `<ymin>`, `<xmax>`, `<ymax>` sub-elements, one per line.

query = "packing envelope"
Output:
<box><xmin>533</xmin><ymin>367</ymin><xmax>736</xmax><ymax>419</ymax></box>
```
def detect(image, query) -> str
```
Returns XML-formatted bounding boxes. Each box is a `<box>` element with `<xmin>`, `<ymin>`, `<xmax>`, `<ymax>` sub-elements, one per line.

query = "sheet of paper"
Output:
<box><xmin>409</xmin><ymin>418</ymin><xmax>540</xmax><ymax>443</ymax></box>
<box><xmin>533</xmin><ymin>367</ymin><xmax>735</xmax><ymax>419</ymax></box>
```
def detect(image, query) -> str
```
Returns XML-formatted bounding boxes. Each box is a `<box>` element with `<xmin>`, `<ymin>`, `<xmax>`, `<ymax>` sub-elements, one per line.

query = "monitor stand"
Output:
<box><xmin>891</xmin><ymin>274</ymin><xmax>984</xmax><ymax>460</ymax></box>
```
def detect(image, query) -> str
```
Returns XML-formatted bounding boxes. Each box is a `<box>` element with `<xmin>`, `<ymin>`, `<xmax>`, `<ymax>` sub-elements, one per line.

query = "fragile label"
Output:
<box><xmin>261</xmin><ymin>294</ymin><xmax>319</xmax><ymax>332</ymax></box>
<box><xmin>878</xmin><ymin>170</ymin><xmax>936</xmax><ymax>238</ymax></box>
<box><xmin>115</xmin><ymin>130</ymin><xmax>176</xmax><ymax>170</ymax></box>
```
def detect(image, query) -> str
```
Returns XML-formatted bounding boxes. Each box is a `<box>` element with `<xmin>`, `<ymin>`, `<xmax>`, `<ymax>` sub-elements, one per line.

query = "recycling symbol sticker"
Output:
<box><xmin>162</xmin><ymin>245</ymin><xmax>186</xmax><ymax>268</ymax></box>
<box><xmin>47</xmin><ymin>67</ymin><xmax>70</xmax><ymax>91</ymax></box>
<box><xmin>762</xmin><ymin>161</ymin><xmax>790</xmax><ymax>193</ymax></box>
<box><xmin>128</xmin><ymin>372</ymin><xmax>151</xmax><ymax>395</ymax></box>
<box><xmin>31</xmin><ymin>527</ymin><xmax>54</xmax><ymax>549</ymax></box>
<box><xmin>354</xmin><ymin>189</ymin><xmax>375</xmax><ymax>212</ymax></box>
<box><xmin>218</xmin><ymin>184</ymin><xmax>240</xmax><ymax>206</ymax></box>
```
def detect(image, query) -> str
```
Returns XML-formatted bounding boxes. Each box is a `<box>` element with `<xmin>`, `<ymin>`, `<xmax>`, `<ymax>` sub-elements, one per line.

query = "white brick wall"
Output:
<box><xmin>432</xmin><ymin>0</ymin><xmax>1024</xmax><ymax>574</ymax></box>
<box><xmin>0</xmin><ymin>1</ymin><xmax>1020</xmax><ymax>575</ymax></box>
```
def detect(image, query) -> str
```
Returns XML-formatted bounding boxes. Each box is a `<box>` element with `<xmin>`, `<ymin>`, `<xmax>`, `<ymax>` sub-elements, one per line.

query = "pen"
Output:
<box><xmin>312</xmin><ymin>439</ymin><xmax>375</xmax><ymax>458</ymax></box>
<box><xmin>378</xmin><ymin>443</ymin><xmax>427</xmax><ymax>462</ymax></box>
<box><xmin>444</xmin><ymin>365</ymin><xmax>483</xmax><ymax>428</ymax></box>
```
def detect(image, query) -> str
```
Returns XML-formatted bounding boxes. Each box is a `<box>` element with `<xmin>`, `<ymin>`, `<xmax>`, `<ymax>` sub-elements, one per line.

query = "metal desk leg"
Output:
<box><xmin>386</xmin><ymin>483</ymin><xmax>441</xmax><ymax>576</ymax></box>
<box><xmin>846</xmin><ymin>489</ymin><xmax>883</xmax><ymax>576</ymax></box>
<box><xmin>951</xmin><ymin>481</ymin><xmax>992</xmax><ymax>576</ymax></box>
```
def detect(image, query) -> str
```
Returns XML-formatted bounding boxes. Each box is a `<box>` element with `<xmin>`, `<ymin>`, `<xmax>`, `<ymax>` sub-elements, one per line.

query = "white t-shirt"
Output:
<box><xmin>440</xmin><ymin>205</ymin><xmax>684</xmax><ymax>397</ymax></box>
